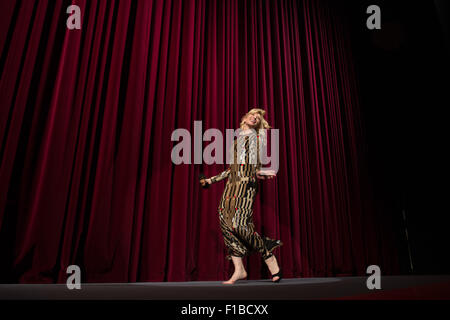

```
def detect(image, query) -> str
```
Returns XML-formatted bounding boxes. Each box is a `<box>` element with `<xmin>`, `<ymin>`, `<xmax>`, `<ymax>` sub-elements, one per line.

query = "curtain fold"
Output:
<box><xmin>0</xmin><ymin>0</ymin><xmax>400</xmax><ymax>283</ymax></box>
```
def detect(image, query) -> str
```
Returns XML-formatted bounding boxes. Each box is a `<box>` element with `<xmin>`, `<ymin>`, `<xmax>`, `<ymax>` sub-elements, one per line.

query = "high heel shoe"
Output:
<box><xmin>271</xmin><ymin>268</ymin><xmax>282</xmax><ymax>283</ymax></box>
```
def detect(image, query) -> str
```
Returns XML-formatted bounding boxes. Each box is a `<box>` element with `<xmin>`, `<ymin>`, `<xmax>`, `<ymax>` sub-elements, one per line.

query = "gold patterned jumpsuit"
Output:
<box><xmin>208</xmin><ymin>130</ymin><xmax>282</xmax><ymax>260</ymax></box>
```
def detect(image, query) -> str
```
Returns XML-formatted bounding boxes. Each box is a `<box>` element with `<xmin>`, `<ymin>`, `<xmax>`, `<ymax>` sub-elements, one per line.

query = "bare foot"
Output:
<box><xmin>222</xmin><ymin>269</ymin><xmax>247</xmax><ymax>284</ymax></box>
<box><xmin>265</xmin><ymin>256</ymin><xmax>280</xmax><ymax>282</ymax></box>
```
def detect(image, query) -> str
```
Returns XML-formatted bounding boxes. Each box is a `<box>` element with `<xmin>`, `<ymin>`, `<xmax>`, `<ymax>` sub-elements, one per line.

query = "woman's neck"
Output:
<box><xmin>239</xmin><ymin>127</ymin><xmax>254</xmax><ymax>135</ymax></box>
<box><xmin>240</xmin><ymin>125</ymin><xmax>252</xmax><ymax>134</ymax></box>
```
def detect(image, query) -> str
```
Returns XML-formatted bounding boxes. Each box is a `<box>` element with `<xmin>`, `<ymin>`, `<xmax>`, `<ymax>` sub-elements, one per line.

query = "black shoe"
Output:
<box><xmin>271</xmin><ymin>268</ymin><xmax>283</xmax><ymax>283</ymax></box>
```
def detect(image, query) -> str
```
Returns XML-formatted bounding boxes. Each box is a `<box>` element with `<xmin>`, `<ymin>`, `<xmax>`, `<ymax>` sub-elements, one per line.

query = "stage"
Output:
<box><xmin>1</xmin><ymin>275</ymin><xmax>450</xmax><ymax>300</ymax></box>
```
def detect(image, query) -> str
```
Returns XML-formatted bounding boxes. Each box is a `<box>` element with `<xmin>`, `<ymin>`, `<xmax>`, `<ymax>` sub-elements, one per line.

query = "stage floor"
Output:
<box><xmin>1</xmin><ymin>275</ymin><xmax>450</xmax><ymax>300</ymax></box>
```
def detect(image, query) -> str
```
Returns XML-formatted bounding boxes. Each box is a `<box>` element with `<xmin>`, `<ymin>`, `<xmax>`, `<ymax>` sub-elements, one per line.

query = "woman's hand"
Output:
<box><xmin>200</xmin><ymin>178</ymin><xmax>212</xmax><ymax>187</ymax></box>
<box><xmin>256</xmin><ymin>170</ymin><xmax>276</xmax><ymax>180</ymax></box>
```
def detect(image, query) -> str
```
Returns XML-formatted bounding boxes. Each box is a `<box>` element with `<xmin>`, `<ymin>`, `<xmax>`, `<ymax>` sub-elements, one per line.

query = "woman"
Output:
<box><xmin>199</xmin><ymin>108</ymin><xmax>283</xmax><ymax>284</ymax></box>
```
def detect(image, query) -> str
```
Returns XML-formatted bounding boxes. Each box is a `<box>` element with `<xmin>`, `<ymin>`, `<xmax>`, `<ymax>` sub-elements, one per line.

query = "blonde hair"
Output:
<box><xmin>239</xmin><ymin>108</ymin><xmax>271</xmax><ymax>132</ymax></box>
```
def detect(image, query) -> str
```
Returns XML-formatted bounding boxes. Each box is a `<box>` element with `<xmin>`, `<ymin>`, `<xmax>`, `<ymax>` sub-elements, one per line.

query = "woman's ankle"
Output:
<box><xmin>264</xmin><ymin>256</ymin><xmax>279</xmax><ymax>274</ymax></box>
<box><xmin>234</xmin><ymin>268</ymin><xmax>247</xmax><ymax>275</ymax></box>
<box><xmin>264</xmin><ymin>255</ymin><xmax>275</xmax><ymax>264</ymax></box>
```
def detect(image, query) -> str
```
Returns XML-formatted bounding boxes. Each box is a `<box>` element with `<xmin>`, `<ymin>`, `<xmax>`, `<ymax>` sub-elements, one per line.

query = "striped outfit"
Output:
<box><xmin>209</xmin><ymin>130</ymin><xmax>282</xmax><ymax>260</ymax></box>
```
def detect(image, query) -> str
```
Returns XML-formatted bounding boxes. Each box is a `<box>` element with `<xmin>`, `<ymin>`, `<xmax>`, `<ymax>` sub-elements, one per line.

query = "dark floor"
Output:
<box><xmin>1</xmin><ymin>275</ymin><xmax>450</xmax><ymax>300</ymax></box>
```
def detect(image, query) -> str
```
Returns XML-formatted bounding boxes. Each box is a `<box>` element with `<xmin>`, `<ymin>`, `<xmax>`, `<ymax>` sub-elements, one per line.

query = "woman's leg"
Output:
<box><xmin>232</xmin><ymin>210</ymin><xmax>282</xmax><ymax>281</ymax></box>
<box><xmin>264</xmin><ymin>255</ymin><xmax>281</xmax><ymax>282</ymax></box>
<box><xmin>233</xmin><ymin>211</ymin><xmax>281</xmax><ymax>261</ymax></box>
<box><xmin>219</xmin><ymin>208</ymin><xmax>249</xmax><ymax>284</ymax></box>
<box><xmin>223</xmin><ymin>256</ymin><xmax>248</xmax><ymax>284</ymax></box>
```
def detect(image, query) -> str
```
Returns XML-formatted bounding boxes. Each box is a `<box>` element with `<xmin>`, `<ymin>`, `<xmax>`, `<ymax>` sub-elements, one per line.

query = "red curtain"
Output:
<box><xmin>0</xmin><ymin>0</ymin><xmax>400</xmax><ymax>283</ymax></box>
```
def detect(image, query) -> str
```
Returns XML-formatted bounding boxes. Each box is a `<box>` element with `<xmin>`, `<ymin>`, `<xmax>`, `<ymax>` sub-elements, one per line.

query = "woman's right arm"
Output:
<box><xmin>208</xmin><ymin>167</ymin><xmax>231</xmax><ymax>184</ymax></box>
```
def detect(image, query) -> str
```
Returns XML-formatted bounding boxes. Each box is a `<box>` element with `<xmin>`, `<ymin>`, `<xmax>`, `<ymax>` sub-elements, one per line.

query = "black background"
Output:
<box><xmin>338</xmin><ymin>0</ymin><xmax>450</xmax><ymax>274</ymax></box>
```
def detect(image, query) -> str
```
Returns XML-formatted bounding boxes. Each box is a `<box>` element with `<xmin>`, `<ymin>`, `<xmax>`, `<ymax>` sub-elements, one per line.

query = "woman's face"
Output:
<box><xmin>244</xmin><ymin>113</ymin><xmax>261</xmax><ymax>128</ymax></box>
